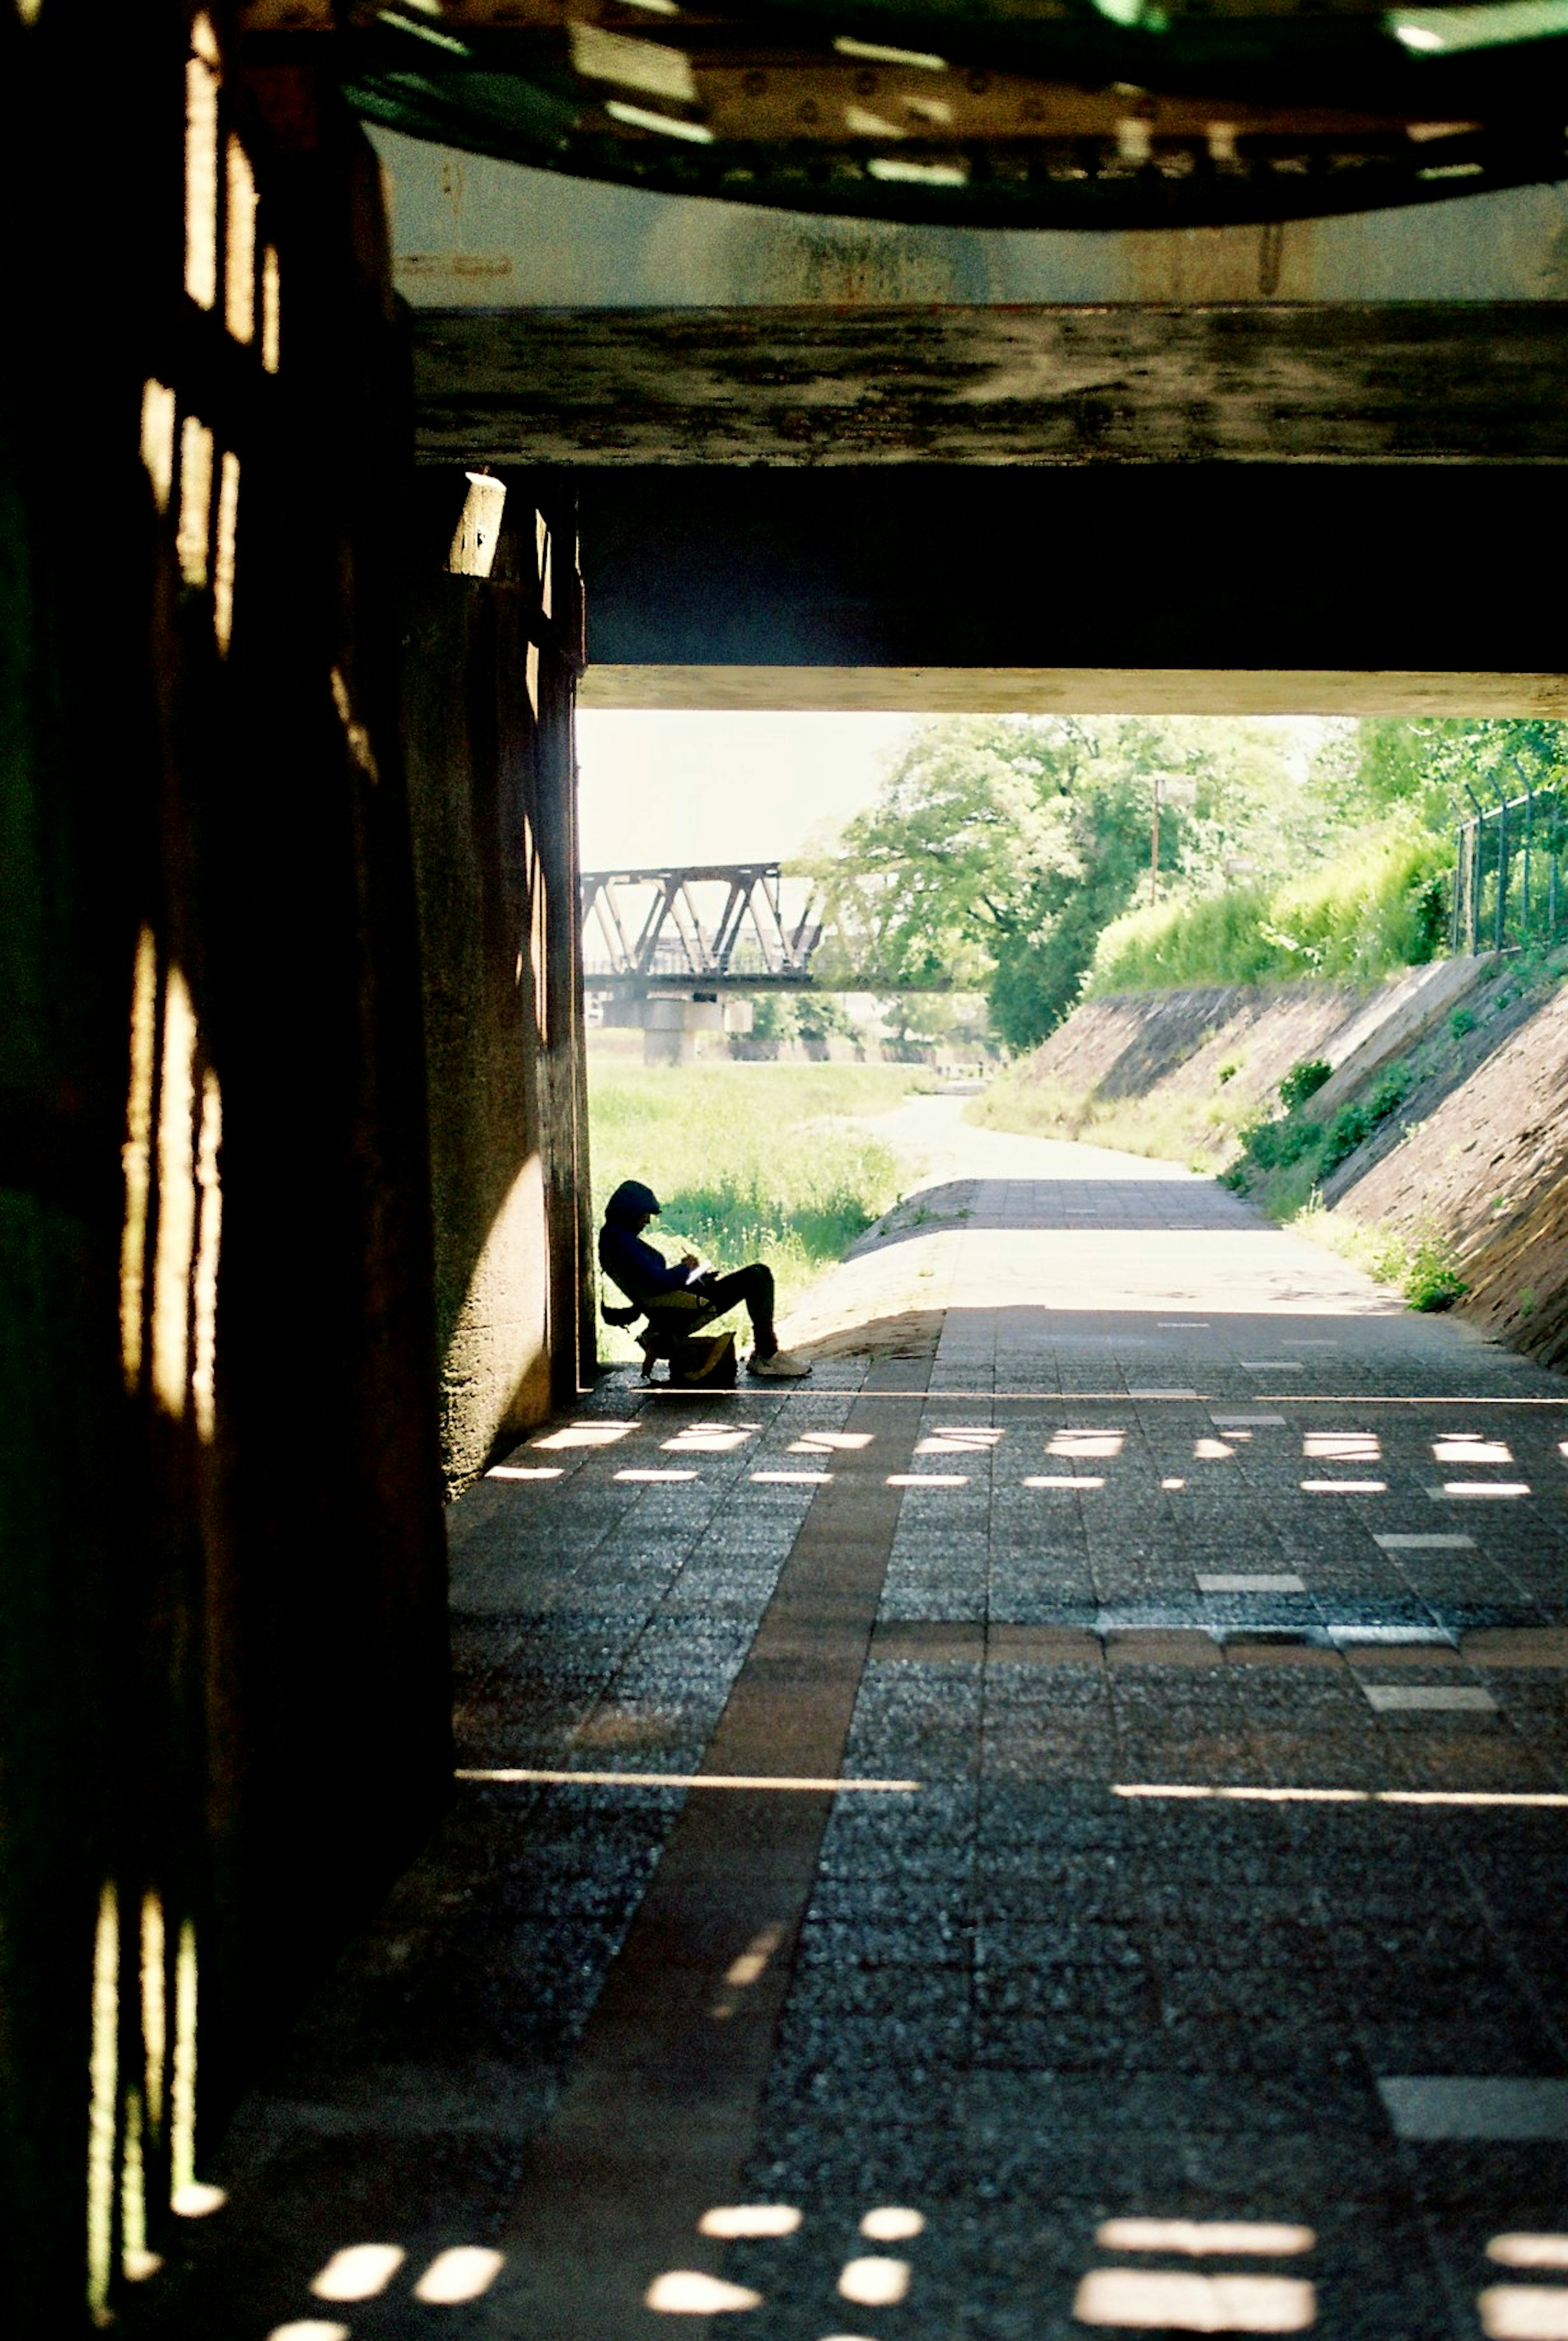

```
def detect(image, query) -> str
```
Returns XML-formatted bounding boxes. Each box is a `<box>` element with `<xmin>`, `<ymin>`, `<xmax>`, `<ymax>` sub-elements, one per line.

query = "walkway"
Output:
<box><xmin>140</xmin><ymin>1110</ymin><xmax>1568</xmax><ymax>2341</ymax></box>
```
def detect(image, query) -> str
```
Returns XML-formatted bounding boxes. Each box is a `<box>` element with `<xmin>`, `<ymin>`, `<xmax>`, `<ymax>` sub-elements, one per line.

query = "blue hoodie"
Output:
<box><xmin>599</xmin><ymin>1179</ymin><xmax>693</xmax><ymax>1307</ymax></box>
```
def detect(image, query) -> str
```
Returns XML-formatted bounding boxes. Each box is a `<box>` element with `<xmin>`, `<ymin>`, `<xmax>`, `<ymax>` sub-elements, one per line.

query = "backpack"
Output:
<box><xmin>669</xmin><ymin>1329</ymin><xmax>738</xmax><ymax>1389</ymax></box>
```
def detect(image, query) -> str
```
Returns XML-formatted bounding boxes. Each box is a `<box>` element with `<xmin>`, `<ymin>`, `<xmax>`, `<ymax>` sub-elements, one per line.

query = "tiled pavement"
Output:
<box><xmin>137</xmin><ymin>1141</ymin><xmax>1568</xmax><ymax>2341</ymax></box>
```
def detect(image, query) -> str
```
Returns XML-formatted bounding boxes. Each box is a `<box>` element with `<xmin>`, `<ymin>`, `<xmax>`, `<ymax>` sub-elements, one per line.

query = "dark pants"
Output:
<box><xmin>688</xmin><ymin>1263</ymin><xmax>776</xmax><ymax>1356</ymax></box>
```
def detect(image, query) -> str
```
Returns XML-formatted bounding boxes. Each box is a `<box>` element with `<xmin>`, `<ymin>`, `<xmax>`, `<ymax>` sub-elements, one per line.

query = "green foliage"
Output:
<box><xmin>807</xmin><ymin>715</ymin><xmax>1298</xmax><ymax>1053</ymax></box>
<box><xmin>1350</xmin><ymin>716</ymin><xmax>1568</xmax><ymax>834</ymax></box>
<box><xmin>1278</xmin><ymin>1058</ymin><xmax>1332</xmax><ymax>1112</ymax></box>
<box><xmin>1291</xmin><ymin>1197</ymin><xmax>1467</xmax><ymax>1313</ymax></box>
<box><xmin>747</xmin><ymin>991</ymin><xmax>799</xmax><ymax>1042</ymax></box>
<box><xmin>588</xmin><ymin>1061</ymin><xmax>917</xmax><ymax>1354</ymax></box>
<box><xmin>1090</xmin><ymin>824</ymin><xmax>1450</xmax><ymax>994</ymax></box>
<box><xmin>1216</xmin><ymin>1060</ymin><xmax>1239</xmax><ymax>1085</ymax></box>
<box><xmin>1227</xmin><ymin>1056</ymin><xmax>1413</xmax><ymax>1194</ymax></box>
<box><xmin>1236</xmin><ymin>1111</ymin><xmax>1323</xmax><ymax>1171</ymax></box>
<box><xmin>794</xmin><ymin>992</ymin><xmax>855</xmax><ymax>1042</ymax></box>
<box><xmin>1450</xmin><ymin>1005</ymin><xmax>1477</xmax><ymax>1039</ymax></box>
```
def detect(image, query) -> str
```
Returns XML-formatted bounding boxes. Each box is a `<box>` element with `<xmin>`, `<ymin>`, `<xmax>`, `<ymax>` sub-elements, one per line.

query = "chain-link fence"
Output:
<box><xmin>1451</xmin><ymin>778</ymin><xmax>1568</xmax><ymax>955</ymax></box>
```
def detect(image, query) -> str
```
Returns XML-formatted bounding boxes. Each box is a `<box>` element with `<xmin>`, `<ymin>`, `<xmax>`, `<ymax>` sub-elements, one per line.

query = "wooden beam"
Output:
<box><xmin>414</xmin><ymin>303</ymin><xmax>1568</xmax><ymax>466</ymax></box>
<box><xmin>578</xmin><ymin>667</ymin><xmax>1568</xmax><ymax>716</ymax></box>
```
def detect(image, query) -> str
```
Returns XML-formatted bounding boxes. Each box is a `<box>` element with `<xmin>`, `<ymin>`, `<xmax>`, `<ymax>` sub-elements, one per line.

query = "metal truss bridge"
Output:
<box><xmin>581</xmin><ymin>863</ymin><xmax>821</xmax><ymax>991</ymax></box>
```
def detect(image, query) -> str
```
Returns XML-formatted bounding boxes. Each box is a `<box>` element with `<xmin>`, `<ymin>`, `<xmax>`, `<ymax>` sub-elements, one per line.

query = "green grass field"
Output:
<box><xmin>588</xmin><ymin>1060</ymin><xmax>922</xmax><ymax>1356</ymax></box>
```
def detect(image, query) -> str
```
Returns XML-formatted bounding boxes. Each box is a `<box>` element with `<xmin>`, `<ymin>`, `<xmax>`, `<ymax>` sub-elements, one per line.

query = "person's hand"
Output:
<box><xmin>680</xmin><ymin>1252</ymin><xmax>699</xmax><ymax>1269</ymax></box>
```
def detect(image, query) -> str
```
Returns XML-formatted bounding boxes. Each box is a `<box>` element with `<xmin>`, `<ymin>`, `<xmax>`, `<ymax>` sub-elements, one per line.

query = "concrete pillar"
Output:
<box><xmin>402</xmin><ymin>475</ymin><xmax>590</xmax><ymax>1490</ymax></box>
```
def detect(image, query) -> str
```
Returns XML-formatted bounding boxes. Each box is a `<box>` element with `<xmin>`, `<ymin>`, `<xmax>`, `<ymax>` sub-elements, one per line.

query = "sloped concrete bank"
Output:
<box><xmin>978</xmin><ymin>959</ymin><xmax>1490</xmax><ymax>1170</ymax></box>
<box><xmin>982</xmin><ymin>954</ymin><xmax>1568</xmax><ymax>1369</ymax></box>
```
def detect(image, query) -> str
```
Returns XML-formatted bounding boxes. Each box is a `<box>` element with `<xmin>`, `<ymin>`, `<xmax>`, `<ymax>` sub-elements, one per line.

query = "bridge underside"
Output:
<box><xmin>574</xmin><ymin>466</ymin><xmax>1568</xmax><ymax>710</ymax></box>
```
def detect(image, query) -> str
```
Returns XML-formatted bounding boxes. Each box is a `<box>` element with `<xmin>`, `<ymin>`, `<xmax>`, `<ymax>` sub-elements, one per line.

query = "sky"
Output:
<box><xmin>576</xmin><ymin>711</ymin><xmax>915</xmax><ymax>871</ymax></box>
<box><xmin>575</xmin><ymin>709</ymin><xmax>1336</xmax><ymax>873</ymax></box>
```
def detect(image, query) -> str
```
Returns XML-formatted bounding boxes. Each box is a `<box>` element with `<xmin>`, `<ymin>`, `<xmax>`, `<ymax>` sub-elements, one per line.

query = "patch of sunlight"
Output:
<box><xmin>839</xmin><ymin>2256</ymin><xmax>911</xmax><ymax>2305</ymax></box>
<box><xmin>457</xmin><ymin>1768</ymin><xmax>920</xmax><ymax>1791</ymax></box>
<box><xmin>647</xmin><ymin>2270</ymin><xmax>764</xmax><ymax>2312</ymax></box>
<box><xmin>533</xmin><ymin>1421</ymin><xmax>638</xmax><ymax>1449</ymax></box>
<box><xmin>1304</xmin><ymin>1433</ymin><xmax>1381</xmax><ymax>1460</ymax></box>
<box><xmin>1491</xmin><ymin>2240</ymin><xmax>1568</xmax><ymax>2269</ymax></box>
<box><xmin>918</xmin><ymin>1428</ymin><xmax>1004</xmax><ymax>1454</ymax></box>
<box><xmin>311</xmin><ymin>2246</ymin><xmax>405</xmax><ymax>2301</ymax></box>
<box><xmin>1074</xmin><ymin>2270</ymin><xmax>1315</xmax><ymax>2330</ymax></box>
<box><xmin>1049</xmin><ymin>1431</ymin><xmax>1125</xmax><ymax>1458</ymax></box>
<box><xmin>1114</xmin><ymin>1784</ymin><xmax>1568</xmax><ymax>1808</ymax></box>
<box><xmin>862</xmin><ymin>2208</ymin><xmax>926</xmax><ymax>2241</ymax></box>
<box><xmin>1098</xmin><ymin>2221</ymin><xmax>1314</xmax><ymax>2256</ymax></box>
<box><xmin>662</xmin><ymin>1427</ymin><xmax>755</xmax><ymax>1451</ymax></box>
<box><xmin>887</xmin><ymin>1473</ymin><xmax>968</xmax><ymax>1487</ymax></box>
<box><xmin>413</xmin><ymin>2248</ymin><xmax>506</xmax><ymax>2303</ymax></box>
<box><xmin>1193</xmin><ymin>1440</ymin><xmax>1234</xmax><ymax>1460</ymax></box>
<box><xmin>791</xmin><ymin>1431</ymin><xmax>874</xmax><ymax>1453</ymax></box>
<box><xmin>1435</xmin><ymin>1437</ymin><xmax>1512</xmax><ymax>1463</ymax></box>
<box><xmin>699</xmin><ymin>2205</ymin><xmax>802</xmax><ymax>2238</ymax></box>
<box><xmin>1025</xmin><ymin>1475</ymin><xmax>1106</xmax><ymax>1490</ymax></box>
<box><xmin>1300</xmin><ymin>1479</ymin><xmax>1386</xmax><ymax>1494</ymax></box>
<box><xmin>1481</xmin><ymin>2289</ymin><xmax>1568</xmax><ymax>2339</ymax></box>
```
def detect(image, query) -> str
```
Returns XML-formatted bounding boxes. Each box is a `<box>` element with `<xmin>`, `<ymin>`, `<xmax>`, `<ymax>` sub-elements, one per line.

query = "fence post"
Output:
<box><xmin>1463</xmin><ymin>784</ymin><xmax>1484</xmax><ymax>955</ymax></box>
<box><xmin>1488</xmin><ymin>774</ymin><xmax>1509</xmax><ymax>951</ymax></box>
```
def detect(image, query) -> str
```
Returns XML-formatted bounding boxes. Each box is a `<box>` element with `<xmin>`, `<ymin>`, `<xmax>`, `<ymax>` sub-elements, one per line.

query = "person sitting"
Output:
<box><xmin>598</xmin><ymin>1179</ymin><xmax>811</xmax><ymax>1380</ymax></box>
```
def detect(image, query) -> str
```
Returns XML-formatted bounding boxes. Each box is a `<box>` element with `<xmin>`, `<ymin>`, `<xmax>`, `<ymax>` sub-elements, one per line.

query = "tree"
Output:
<box><xmin>807</xmin><ymin>716</ymin><xmax>1292</xmax><ymax>1051</ymax></box>
<box><xmin>1346</xmin><ymin>718</ymin><xmax>1568</xmax><ymax>834</ymax></box>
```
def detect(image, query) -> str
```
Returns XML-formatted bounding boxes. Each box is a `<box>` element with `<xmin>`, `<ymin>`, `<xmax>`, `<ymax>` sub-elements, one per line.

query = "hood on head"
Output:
<box><xmin>605</xmin><ymin>1179</ymin><xmax>661</xmax><ymax>1228</ymax></box>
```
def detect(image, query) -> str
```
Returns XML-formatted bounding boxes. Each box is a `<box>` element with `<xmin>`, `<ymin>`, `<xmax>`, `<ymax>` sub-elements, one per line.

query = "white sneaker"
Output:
<box><xmin>748</xmin><ymin>1348</ymin><xmax>811</xmax><ymax>1379</ymax></box>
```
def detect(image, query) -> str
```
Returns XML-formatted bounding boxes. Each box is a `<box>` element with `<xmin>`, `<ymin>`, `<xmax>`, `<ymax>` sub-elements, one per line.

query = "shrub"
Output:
<box><xmin>1086</xmin><ymin>821</ymin><xmax>1451</xmax><ymax>995</ymax></box>
<box><xmin>1216</xmin><ymin>1060</ymin><xmax>1239</xmax><ymax>1085</ymax></box>
<box><xmin>1278</xmin><ymin>1058</ymin><xmax>1332</xmax><ymax>1113</ymax></box>
<box><xmin>1241</xmin><ymin>1113</ymin><xmax>1323</xmax><ymax>1171</ymax></box>
<box><xmin>1450</xmin><ymin>1005</ymin><xmax>1477</xmax><ymax>1040</ymax></box>
<box><xmin>1319</xmin><ymin>1103</ymin><xmax>1370</xmax><ymax>1175</ymax></box>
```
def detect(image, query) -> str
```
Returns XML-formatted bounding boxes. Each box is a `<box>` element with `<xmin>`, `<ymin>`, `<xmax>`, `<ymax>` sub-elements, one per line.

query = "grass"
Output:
<box><xmin>588</xmin><ymin>1061</ymin><xmax>922</xmax><ymax>1355</ymax></box>
<box><xmin>966</xmin><ymin>1068</ymin><xmax>1232</xmax><ymax>1175</ymax></box>
<box><xmin>1086</xmin><ymin>823</ymin><xmax>1449</xmax><ymax>995</ymax></box>
<box><xmin>1289</xmin><ymin>1194</ymin><xmax>1468</xmax><ymax>1312</ymax></box>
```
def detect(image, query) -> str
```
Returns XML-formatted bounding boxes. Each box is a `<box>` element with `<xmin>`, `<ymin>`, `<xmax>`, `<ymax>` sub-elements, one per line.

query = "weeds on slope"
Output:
<box><xmin>1289</xmin><ymin>1196</ymin><xmax>1467</xmax><ymax>1312</ymax></box>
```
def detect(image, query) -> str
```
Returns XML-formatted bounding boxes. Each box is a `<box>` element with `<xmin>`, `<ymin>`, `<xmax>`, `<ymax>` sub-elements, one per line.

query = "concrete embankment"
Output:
<box><xmin>984</xmin><ymin>953</ymin><xmax>1568</xmax><ymax>1369</ymax></box>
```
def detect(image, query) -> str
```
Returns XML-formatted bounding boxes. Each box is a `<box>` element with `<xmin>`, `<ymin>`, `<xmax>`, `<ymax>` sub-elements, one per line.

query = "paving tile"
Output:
<box><xmin>131</xmin><ymin>1152</ymin><xmax>1568</xmax><ymax>2341</ymax></box>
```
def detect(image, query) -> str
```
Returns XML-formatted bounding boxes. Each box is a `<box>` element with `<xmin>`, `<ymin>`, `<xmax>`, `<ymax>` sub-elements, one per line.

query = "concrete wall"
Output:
<box><xmin>402</xmin><ymin>476</ymin><xmax>592</xmax><ymax>1494</ymax></box>
<box><xmin>0</xmin><ymin>13</ymin><xmax>452</xmax><ymax>2327</ymax></box>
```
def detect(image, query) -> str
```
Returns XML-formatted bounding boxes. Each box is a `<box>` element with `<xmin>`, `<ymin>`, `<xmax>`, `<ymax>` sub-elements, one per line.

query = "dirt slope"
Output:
<box><xmin>1331</xmin><ymin>972</ymin><xmax>1568</xmax><ymax>1366</ymax></box>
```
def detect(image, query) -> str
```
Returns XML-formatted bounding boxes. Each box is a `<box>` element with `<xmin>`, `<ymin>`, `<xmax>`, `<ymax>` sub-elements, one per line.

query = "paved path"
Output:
<box><xmin>140</xmin><ymin>1117</ymin><xmax>1568</xmax><ymax>2341</ymax></box>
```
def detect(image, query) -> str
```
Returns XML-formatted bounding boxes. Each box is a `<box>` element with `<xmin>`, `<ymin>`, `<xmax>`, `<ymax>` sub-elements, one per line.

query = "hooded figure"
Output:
<box><xmin>597</xmin><ymin>1178</ymin><xmax>810</xmax><ymax>1380</ymax></box>
<box><xmin>597</xmin><ymin>1180</ymin><xmax>693</xmax><ymax>1308</ymax></box>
